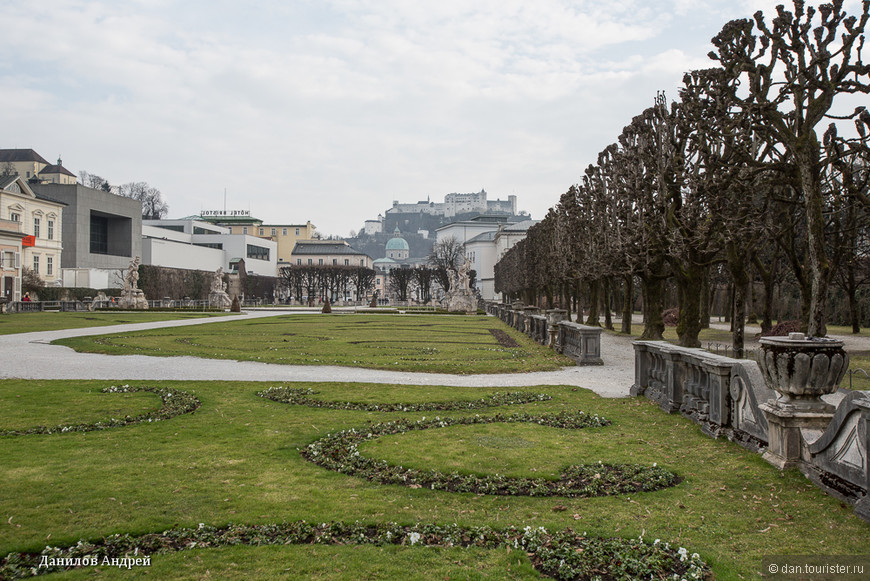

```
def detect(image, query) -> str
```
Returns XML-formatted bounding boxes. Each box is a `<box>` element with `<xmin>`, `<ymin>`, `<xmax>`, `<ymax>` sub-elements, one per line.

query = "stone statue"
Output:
<box><xmin>117</xmin><ymin>256</ymin><xmax>148</xmax><ymax>309</ymax></box>
<box><xmin>442</xmin><ymin>257</ymin><xmax>477</xmax><ymax>314</ymax></box>
<box><xmin>209</xmin><ymin>267</ymin><xmax>232</xmax><ymax>309</ymax></box>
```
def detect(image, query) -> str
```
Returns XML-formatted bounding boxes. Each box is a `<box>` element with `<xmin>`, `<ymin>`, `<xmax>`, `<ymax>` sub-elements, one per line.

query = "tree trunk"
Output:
<box><xmin>639</xmin><ymin>275</ymin><xmax>665</xmax><ymax>340</ymax></box>
<box><xmin>585</xmin><ymin>279</ymin><xmax>601</xmax><ymax>326</ymax></box>
<box><xmin>700</xmin><ymin>266</ymin><xmax>711</xmax><ymax>329</ymax></box>
<box><xmin>621</xmin><ymin>274</ymin><xmax>633</xmax><ymax>334</ymax></box>
<box><xmin>848</xmin><ymin>266</ymin><xmax>860</xmax><ymax>334</ymax></box>
<box><xmin>675</xmin><ymin>264</ymin><xmax>703</xmax><ymax>348</ymax></box>
<box><xmin>603</xmin><ymin>278</ymin><xmax>614</xmax><ymax>330</ymax></box>
<box><xmin>796</xmin><ymin>143</ymin><xmax>830</xmax><ymax>337</ymax></box>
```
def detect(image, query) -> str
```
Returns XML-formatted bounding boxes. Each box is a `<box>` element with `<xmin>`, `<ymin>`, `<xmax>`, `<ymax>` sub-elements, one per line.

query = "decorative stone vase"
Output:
<box><xmin>758</xmin><ymin>332</ymin><xmax>848</xmax><ymax>412</ymax></box>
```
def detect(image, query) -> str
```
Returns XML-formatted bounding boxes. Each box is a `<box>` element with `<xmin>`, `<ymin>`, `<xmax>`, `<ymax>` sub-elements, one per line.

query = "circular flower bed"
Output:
<box><xmin>257</xmin><ymin>386</ymin><xmax>552</xmax><ymax>412</ymax></box>
<box><xmin>0</xmin><ymin>386</ymin><xmax>200</xmax><ymax>437</ymax></box>
<box><xmin>302</xmin><ymin>412</ymin><xmax>680</xmax><ymax>497</ymax></box>
<box><xmin>0</xmin><ymin>521</ymin><xmax>710</xmax><ymax>580</ymax></box>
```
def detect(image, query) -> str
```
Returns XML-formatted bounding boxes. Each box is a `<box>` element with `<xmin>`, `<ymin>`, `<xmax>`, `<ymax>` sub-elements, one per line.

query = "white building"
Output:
<box><xmin>437</xmin><ymin>217</ymin><xmax>537</xmax><ymax>300</ymax></box>
<box><xmin>142</xmin><ymin>219</ymin><xmax>278</xmax><ymax>276</ymax></box>
<box><xmin>384</xmin><ymin>189</ymin><xmax>517</xmax><ymax>219</ymax></box>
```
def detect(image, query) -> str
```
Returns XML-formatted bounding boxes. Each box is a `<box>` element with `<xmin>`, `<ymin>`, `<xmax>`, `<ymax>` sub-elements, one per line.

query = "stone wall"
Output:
<box><xmin>631</xmin><ymin>340</ymin><xmax>869</xmax><ymax>523</ymax></box>
<box><xmin>484</xmin><ymin>301</ymin><xmax>602</xmax><ymax>366</ymax></box>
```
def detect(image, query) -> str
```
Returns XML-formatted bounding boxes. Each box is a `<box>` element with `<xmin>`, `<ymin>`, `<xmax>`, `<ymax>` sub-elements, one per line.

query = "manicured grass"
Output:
<box><xmin>1</xmin><ymin>380</ymin><xmax>866</xmax><ymax>579</ymax></box>
<box><xmin>0</xmin><ymin>312</ymin><xmax>232</xmax><ymax>335</ymax></box>
<box><xmin>53</xmin><ymin>314</ymin><xmax>574</xmax><ymax>374</ymax></box>
<box><xmin>0</xmin><ymin>382</ymin><xmax>159</xmax><ymax>432</ymax></box>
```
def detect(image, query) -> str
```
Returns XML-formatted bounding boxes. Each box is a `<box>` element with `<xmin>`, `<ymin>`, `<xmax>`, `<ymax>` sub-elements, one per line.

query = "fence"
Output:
<box><xmin>631</xmin><ymin>340</ymin><xmax>870</xmax><ymax>523</ymax></box>
<box><xmin>484</xmin><ymin>301</ymin><xmax>603</xmax><ymax>366</ymax></box>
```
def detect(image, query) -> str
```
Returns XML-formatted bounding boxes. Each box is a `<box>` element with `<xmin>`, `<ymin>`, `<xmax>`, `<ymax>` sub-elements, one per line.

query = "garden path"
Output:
<box><xmin>0</xmin><ymin>311</ymin><xmax>637</xmax><ymax>398</ymax></box>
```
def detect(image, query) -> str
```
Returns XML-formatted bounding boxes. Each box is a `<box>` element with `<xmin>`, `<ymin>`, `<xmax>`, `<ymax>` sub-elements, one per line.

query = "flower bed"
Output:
<box><xmin>302</xmin><ymin>412</ymin><xmax>680</xmax><ymax>497</ymax></box>
<box><xmin>0</xmin><ymin>386</ymin><xmax>200</xmax><ymax>436</ymax></box>
<box><xmin>0</xmin><ymin>521</ymin><xmax>710</xmax><ymax>580</ymax></box>
<box><xmin>257</xmin><ymin>386</ymin><xmax>552</xmax><ymax>412</ymax></box>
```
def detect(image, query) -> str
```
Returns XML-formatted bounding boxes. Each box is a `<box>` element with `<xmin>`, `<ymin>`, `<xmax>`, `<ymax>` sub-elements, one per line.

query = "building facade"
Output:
<box><xmin>0</xmin><ymin>176</ymin><xmax>64</xmax><ymax>288</ymax></box>
<box><xmin>290</xmin><ymin>240</ymin><xmax>372</xmax><ymax>268</ymax></box>
<box><xmin>143</xmin><ymin>219</ymin><xmax>278</xmax><ymax>277</ymax></box>
<box><xmin>253</xmin><ymin>220</ymin><xmax>316</xmax><ymax>265</ymax></box>
<box><xmin>31</xmin><ymin>183</ymin><xmax>142</xmax><ymax>288</ymax></box>
<box><xmin>0</xmin><ymin>218</ymin><xmax>25</xmax><ymax>302</ymax></box>
<box><xmin>0</xmin><ymin>149</ymin><xmax>77</xmax><ymax>184</ymax></box>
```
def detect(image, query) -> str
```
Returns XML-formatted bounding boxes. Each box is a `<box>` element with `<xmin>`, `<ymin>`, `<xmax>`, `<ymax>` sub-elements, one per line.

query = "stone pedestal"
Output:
<box><xmin>546</xmin><ymin>309</ymin><xmax>567</xmax><ymax>349</ymax></box>
<box><xmin>760</xmin><ymin>402</ymin><xmax>834</xmax><ymax>469</ymax></box>
<box><xmin>209</xmin><ymin>291</ymin><xmax>232</xmax><ymax>309</ymax></box>
<box><xmin>758</xmin><ymin>332</ymin><xmax>847</xmax><ymax>470</ymax></box>
<box><xmin>118</xmin><ymin>289</ymin><xmax>148</xmax><ymax>310</ymax></box>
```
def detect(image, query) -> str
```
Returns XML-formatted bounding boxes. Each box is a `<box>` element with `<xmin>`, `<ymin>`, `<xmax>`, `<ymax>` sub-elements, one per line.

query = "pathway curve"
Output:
<box><xmin>0</xmin><ymin>311</ymin><xmax>637</xmax><ymax>398</ymax></box>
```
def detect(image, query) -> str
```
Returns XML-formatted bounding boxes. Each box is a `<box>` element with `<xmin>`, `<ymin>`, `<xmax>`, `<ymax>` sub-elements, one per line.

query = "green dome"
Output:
<box><xmin>385</xmin><ymin>236</ymin><xmax>409</xmax><ymax>252</ymax></box>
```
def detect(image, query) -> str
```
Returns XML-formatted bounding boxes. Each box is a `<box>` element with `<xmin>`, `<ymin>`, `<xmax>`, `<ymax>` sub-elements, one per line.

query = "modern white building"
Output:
<box><xmin>142</xmin><ymin>219</ymin><xmax>278</xmax><ymax>276</ymax></box>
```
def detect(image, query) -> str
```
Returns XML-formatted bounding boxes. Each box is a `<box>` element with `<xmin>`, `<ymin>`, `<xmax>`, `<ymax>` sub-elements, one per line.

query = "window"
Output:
<box><xmin>297</xmin><ymin>259</ymin><xmax>302</xmax><ymax>265</ymax></box>
<box><xmin>344</xmin><ymin>259</ymin><xmax>349</xmax><ymax>266</ymax></box>
<box><xmin>295</xmin><ymin>228</ymin><xmax>300</xmax><ymax>235</ymax></box>
<box><xmin>318</xmin><ymin>259</ymin><xmax>323</xmax><ymax>265</ymax></box>
<box><xmin>10</xmin><ymin>212</ymin><xmax>20</xmax><ymax>222</ymax></box>
<box><xmin>1</xmin><ymin>251</ymin><xmax>14</xmax><ymax>268</ymax></box>
<box><xmin>242</xmin><ymin>227</ymin><xmax>248</xmax><ymax>235</ymax></box>
<box><xmin>33</xmin><ymin>217</ymin><xmax>40</xmax><ymax>238</ymax></box>
<box><xmin>307</xmin><ymin>259</ymin><xmax>312</xmax><ymax>265</ymax></box>
<box><xmin>332</xmin><ymin>259</ymin><xmax>337</xmax><ymax>265</ymax></box>
<box><xmin>246</xmin><ymin>244</ymin><xmax>270</xmax><ymax>261</ymax></box>
<box><xmin>360</xmin><ymin>259</ymin><xmax>364</xmax><ymax>266</ymax></box>
<box><xmin>46</xmin><ymin>256</ymin><xmax>53</xmax><ymax>276</ymax></box>
<box><xmin>90</xmin><ymin>214</ymin><xmax>108</xmax><ymax>254</ymax></box>
<box><xmin>283</xmin><ymin>228</ymin><xmax>288</xmax><ymax>236</ymax></box>
<box><xmin>32</xmin><ymin>255</ymin><xmax>39</xmax><ymax>273</ymax></box>
<box><xmin>259</xmin><ymin>228</ymin><xmax>264</xmax><ymax>235</ymax></box>
<box><xmin>271</xmin><ymin>228</ymin><xmax>277</xmax><ymax>236</ymax></box>
<box><xmin>47</xmin><ymin>220</ymin><xmax>54</xmax><ymax>240</ymax></box>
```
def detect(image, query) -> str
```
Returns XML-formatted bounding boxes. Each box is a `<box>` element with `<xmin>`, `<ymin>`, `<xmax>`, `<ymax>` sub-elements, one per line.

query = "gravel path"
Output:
<box><xmin>0</xmin><ymin>312</ymin><xmax>638</xmax><ymax>398</ymax></box>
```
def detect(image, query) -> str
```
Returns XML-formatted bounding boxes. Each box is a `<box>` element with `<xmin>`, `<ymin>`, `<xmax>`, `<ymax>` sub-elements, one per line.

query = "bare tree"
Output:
<box><xmin>78</xmin><ymin>170</ymin><xmax>110</xmax><ymax>190</ymax></box>
<box><xmin>709</xmin><ymin>0</ymin><xmax>870</xmax><ymax>335</ymax></box>
<box><xmin>429</xmin><ymin>237</ymin><xmax>465</xmax><ymax>292</ymax></box>
<box><xmin>118</xmin><ymin>181</ymin><xmax>170</xmax><ymax>220</ymax></box>
<box><xmin>388</xmin><ymin>267</ymin><xmax>415</xmax><ymax>302</ymax></box>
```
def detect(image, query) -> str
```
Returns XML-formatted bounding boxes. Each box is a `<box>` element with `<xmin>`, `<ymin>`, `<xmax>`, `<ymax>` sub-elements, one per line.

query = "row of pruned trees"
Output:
<box><xmin>495</xmin><ymin>0</ymin><xmax>870</xmax><ymax>355</ymax></box>
<box><xmin>279</xmin><ymin>264</ymin><xmax>376</xmax><ymax>305</ymax></box>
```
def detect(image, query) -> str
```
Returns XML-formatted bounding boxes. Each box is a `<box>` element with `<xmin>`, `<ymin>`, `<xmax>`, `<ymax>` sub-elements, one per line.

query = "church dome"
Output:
<box><xmin>385</xmin><ymin>226</ymin><xmax>410</xmax><ymax>252</ymax></box>
<box><xmin>385</xmin><ymin>236</ymin><xmax>410</xmax><ymax>252</ymax></box>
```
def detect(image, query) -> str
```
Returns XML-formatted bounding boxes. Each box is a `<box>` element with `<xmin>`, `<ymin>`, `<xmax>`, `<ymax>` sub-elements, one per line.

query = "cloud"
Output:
<box><xmin>2</xmin><ymin>0</ymin><xmax>824</xmax><ymax>236</ymax></box>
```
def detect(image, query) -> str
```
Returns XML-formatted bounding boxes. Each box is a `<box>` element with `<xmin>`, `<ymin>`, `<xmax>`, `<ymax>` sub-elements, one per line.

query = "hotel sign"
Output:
<box><xmin>201</xmin><ymin>210</ymin><xmax>251</xmax><ymax>217</ymax></box>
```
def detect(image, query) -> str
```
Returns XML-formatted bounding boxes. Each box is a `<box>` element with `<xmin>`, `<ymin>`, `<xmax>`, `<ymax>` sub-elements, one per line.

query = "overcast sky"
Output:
<box><xmin>2</xmin><ymin>0</ymin><xmax>844</xmax><ymax>237</ymax></box>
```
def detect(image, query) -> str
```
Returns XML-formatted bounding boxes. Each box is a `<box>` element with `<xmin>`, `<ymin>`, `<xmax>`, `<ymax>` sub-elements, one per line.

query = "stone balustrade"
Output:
<box><xmin>484</xmin><ymin>301</ymin><xmax>602</xmax><ymax>366</ymax></box>
<box><xmin>631</xmin><ymin>340</ymin><xmax>869</xmax><ymax>522</ymax></box>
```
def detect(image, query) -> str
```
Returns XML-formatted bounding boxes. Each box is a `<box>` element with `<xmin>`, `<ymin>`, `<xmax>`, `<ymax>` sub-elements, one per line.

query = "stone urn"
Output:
<box><xmin>758</xmin><ymin>332</ymin><xmax>848</xmax><ymax>412</ymax></box>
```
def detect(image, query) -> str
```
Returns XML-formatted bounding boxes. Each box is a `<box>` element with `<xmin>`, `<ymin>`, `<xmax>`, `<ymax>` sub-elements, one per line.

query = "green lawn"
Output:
<box><xmin>0</xmin><ymin>311</ymin><xmax>233</xmax><ymax>335</ymax></box>
<box><xmin>1</xmin><ymin>380</ymin><xmax>866</xmax><ymax>580</ymax></box>
<box><xmin>53</xmin><ymin>314</ymin><xmax>574</xmax><ymax>374</ymax></box>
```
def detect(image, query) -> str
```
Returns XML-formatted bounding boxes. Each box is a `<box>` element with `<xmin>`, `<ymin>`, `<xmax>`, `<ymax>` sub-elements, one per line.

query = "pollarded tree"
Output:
<box><xmin>389</xmin><ymin>266</ymin><xmax>415</xmax><ymax>303</ymax></box>
<box><xmin>351</xmin><ymin>266</ymin><xmax>376</xmax><ymax>302</ymax></box>
<box><xmin>413</xmin><ymin>266</ymin><xmax>435</xmax><ymax>304</ymax></box>
<box><xmin>709</xmin><ymin>0</ymin><xmax>870</xmax><ymax>336</ymax></box>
